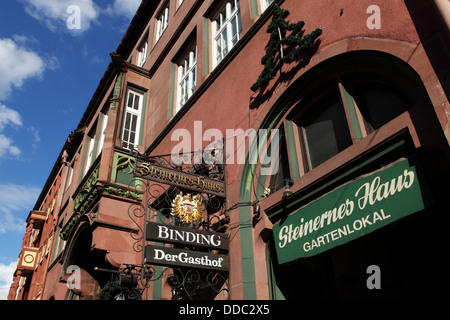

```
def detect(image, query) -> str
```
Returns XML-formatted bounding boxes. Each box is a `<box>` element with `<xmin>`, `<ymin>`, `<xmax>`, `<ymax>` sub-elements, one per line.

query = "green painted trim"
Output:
<box><xmin>203</xmin><ymin>17</ymin><xmax>210</xmax><ymax>75</ymax></box>
<box><xmin>237</xmin><ymin>93</ymin><xmax>288</xmax><ymax>299</ymax></box>
<box><xmin>111</xmin><ymin>151</ymin><xmax>137</xmax><ymax>185</ymax></box>
<box><xmin>111</xmin><ymin>151</ymin><xmax>119</xmax><ymax>182</ymax></box>
<box><xmin>256</xmin><ymin>165</ymin><xmax>267</xmax><ymax>200</ymax></box>
<box><xmin>284</xmin><ymin>120</ymin><xmax>300</xmax><ymax>180</ymax></box>
<box><xmin>112</xmin><ymin>72</ymin><xmax>123</xmax><ymax>108</ymax></box>
<box><xmin>152</xmin><ymin>266</ymin><xmax>163</xmax><ymax>299</ymax></box>
<box><xmin>250</xmin><ymin>0</ymin><xmax>259</xmax><ymax>18</ymax></box>
<box><xmin>152</xmin><ymin>210</ymin><xmax>165</xmax><ymax>300</ymax></box>
<box><xmin>341</xmin><ymin>84</ymin><xmax>363</xmax><ymax>142</ymax></box>
<box><xmin>49</xmin><ymin>226</ymin><xmax>61</xmax><ymax>263</ymax></box>
<box><xmin>239</xmin><ymin>205</ymin><xmax>257</xmax><ymax>299</ymax></box>
<box><xmin>257</xmin><ymin>128</ymin><xmax>284</xmax><ymax>196</ymax></box>
<box><xmin>266</xmin><ymin>240</ymin><xmax>286</xmax><ymax>300</ymax></box>
<box><xmin>118</xmin><ymin>87</ymin><xmax>129</xmax><ymax>141</ymax></box>
<box><xmin>169</xmin><ymin>63</ymin><xmax>176</xmax><ymax>119</ymax></box>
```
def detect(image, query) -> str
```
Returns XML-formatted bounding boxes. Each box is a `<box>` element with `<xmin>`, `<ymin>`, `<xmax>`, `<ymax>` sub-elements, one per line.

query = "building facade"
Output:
<box><xmin>9</xmin><ymin>0</ymin><xmax>450</xmax><ymax>300</ymax></box>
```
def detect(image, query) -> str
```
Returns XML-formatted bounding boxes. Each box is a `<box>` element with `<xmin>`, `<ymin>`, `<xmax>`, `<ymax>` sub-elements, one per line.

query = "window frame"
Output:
<box><xmin>290</xmin><ymin>75</ymin><xmax>413</xmax><ymax>174</ymax></box>
<box><xmin>176</xmin><ymin>44</ymin><xmax>197</xmax><ymax>113</ymax></box>
<box><xmin>156</xmin><ymin>2</ymin><xmax>170</xmax><ymax>42</ymax></box>
<box><xmin>211</xmin><ymin>0</ymin><xmax>242</xmax><ymax>68</ymax></box>
<box><xmin>121</xmin><ymin>88</ymin><xmax>144</xmax><ymax>151</ymax></box>
<box><xmin>97</xmin><ymin>108</ymin><xmax>109</xmax><ymax>157</ymax></box>
<box><xmin>137</xmin><ymin>38</ymin><xmax>148</xmax><ymax>67</ymax></box>
<box><xmin>295</xmin><ymin>86</ymin><xmax>354</xmax><ymax>172</ymax></box>
<box><xmin>259</xmin><ymin>66</ymin><xmax>417</xmax><ymax>195</ymax></box>
<box><xmin>84</xmin><ymin>124</ymin><xmax>97</xmax><ymax>175</ymax></box>
<box><xmin>260</xmin><ymin>0</ymin><xmax>275</xmax><ymax>13</ymax></box>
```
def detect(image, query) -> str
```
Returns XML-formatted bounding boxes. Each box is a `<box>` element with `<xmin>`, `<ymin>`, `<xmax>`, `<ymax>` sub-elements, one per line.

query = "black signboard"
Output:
<box><xmin>134</xmin><ymin>159</ymin><xmax>225</xmax><ymax>197</ymax></box>
<box><xmin>145</xmin><ymin>245</ymin><xmax>229</xmax><ymax>272</ymax></box>
<box><xmin>146</xmin><ymin>222</ymin><xmax>229</xmax><ymax>251</ymax></box>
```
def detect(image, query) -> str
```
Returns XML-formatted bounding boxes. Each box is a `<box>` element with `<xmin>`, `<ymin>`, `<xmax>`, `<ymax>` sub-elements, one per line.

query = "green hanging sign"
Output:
<box><xmin>272</xmin><ymin>158</ymin><xmax>427</xmax><ymax>264</ymax></box>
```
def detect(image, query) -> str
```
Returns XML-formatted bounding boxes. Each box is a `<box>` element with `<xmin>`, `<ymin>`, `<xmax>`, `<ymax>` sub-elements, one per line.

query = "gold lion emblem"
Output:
<box><xmin>171</xmin><ymin>192</ymin><xmax>205</xmax><ymax>224</ymax></box>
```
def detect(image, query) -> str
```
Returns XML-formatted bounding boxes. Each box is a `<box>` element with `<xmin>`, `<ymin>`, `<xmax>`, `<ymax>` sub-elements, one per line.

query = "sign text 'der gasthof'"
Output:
<box><xmin>145</xmin><ymin>222</ymin><xmax>230</xmax><ymax>271</ymax></box>
<box><xmin>272</xmin><ymin>158</ymin><xmax>428</xmax><ymax>264</ymax></box>
<box><xmin>145</xmin><ymin>246</ymin><xmax>229</xmax><ymax>271</ymax></box>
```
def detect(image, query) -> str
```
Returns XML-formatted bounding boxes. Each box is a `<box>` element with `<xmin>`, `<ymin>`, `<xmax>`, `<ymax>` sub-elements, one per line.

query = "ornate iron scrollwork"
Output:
<box><xmin>167</xmin><ymin>268</ymin><xmax>229</xmax><ymax>300</ymax></box>
<box><xmin>126</xmin><ymin>144</ymin><xmax>230</xmax><ymax>299</ymax></box>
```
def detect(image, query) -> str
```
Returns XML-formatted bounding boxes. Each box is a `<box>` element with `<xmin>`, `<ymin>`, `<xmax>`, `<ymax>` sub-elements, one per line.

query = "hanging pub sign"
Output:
<box><xmin>272</xmin><ymin>158</ymin><xmax>429</xmax><ymax>265</ymax></box>
<box><xmin>146</xmin><ymin>222</ymin><xmax>229</xmax><ymax>251</ymax></box>
<box><xmin>145</xmin><ymin>245</ymin><xmax>229</xmax><ymax>272</ymax></box>
<box><xmin>134</xmin><ymin>158</ymin><xmax>225</xmax><ymax>197</ymax></box>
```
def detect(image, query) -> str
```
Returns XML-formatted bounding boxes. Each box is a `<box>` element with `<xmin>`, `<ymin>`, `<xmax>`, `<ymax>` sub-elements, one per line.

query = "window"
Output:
<box><xmin>84</xmin><ymin>127</ymin><xmax>96</xmax><ymax>175</ymax></box>
<box><xmin>212</xmin><ymin>0</ymin><xmax>242</xmax><ymax>68</ymax></box>
<box><xmin>97</xmin><ymin>110</ymin><xmax>109</xmax><ymax>156</ymax></box>
<box><xmin>50</xmin><ymin>222</ymin><xmax>66</xmax><ymax>264</ymax></box>
<box><xmin>176</xmin><ymin>45</ymin><xmax>197</xmax><ymax>113</ymax></box>
<box><xmin>298</xmin><ymin>90</ymin><xmax>353</xmax><ymax>170</ymax></box>
<box><xmin>345</xmin><ymin>80</ymin><xmax>412</xmax><ymax>134</ymax></box>
<box><xmin>137</xmin><ymin>40</ymin><xmax>148</xmax><ymax>67</ymax></box>
<box><xmin>260</xmin><ymin>0</ymin><xmax>275</xmax><ymax>12</ymax></box>
<box><xmin>65</xmin><ymin>159</ymin><xmax>74</xmax><ymax>191</ymax></box>
<box><xmin>121</xmin><ymin>89</ymin><xmax>143</xmax><ymax>151</ymax></box>
<box><xmin>156</xmin><ymin>3</ymin><xmax>169</xmax><ymax>42</ymax></box>
<box><xmin>289</xmin><ymin>74</ymin><xmax>412</xmax><ymax>172</ymax></box>
<box><xmin>268</xmin><ymin>128</ymin><xmax>291</xmax><ymax>194</ymax></box>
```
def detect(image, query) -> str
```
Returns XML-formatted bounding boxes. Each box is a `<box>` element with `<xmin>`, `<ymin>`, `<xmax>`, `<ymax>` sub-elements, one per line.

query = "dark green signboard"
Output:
<box><xmin>272</xmin><ymin>159</ymin><xmax>426</xmax><ymax>264</ymax></box>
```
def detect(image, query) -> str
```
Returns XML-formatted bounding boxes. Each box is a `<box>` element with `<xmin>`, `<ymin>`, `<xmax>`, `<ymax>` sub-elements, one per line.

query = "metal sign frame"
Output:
<box><xmin>126</xmin><ymin>140</ymin><xmax>230</xmax><ymax>300</ymax></box>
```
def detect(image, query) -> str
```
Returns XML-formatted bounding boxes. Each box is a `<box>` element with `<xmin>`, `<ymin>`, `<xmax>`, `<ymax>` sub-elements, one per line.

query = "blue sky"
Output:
<box><xmin>0</xmin><ymin>0</ymin><xmax>141</xmax><ymax>299</ymax></box>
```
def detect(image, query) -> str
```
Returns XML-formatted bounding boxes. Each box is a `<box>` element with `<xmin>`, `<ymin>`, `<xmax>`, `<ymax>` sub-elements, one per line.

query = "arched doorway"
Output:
<box><xmin>63</xmin><ymin>222</ymin><xmax>114</xmax><ymax>300</ymax></box>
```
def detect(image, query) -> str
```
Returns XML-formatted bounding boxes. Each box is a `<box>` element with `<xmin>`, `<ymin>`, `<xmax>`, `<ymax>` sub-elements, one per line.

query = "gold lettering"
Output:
<box><xmin>197</xmin><ymin>177</ymin><xmax>205</xmax><ymax>190</ymax></box>
<box><xmin>137</xmin><ymin>162</ymin><xmax>151</xmax><ymax>176</ymax></box>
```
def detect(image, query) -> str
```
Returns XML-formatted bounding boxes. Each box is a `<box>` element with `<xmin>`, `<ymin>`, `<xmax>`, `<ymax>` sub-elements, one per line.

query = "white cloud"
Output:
<box><xmin>0</xmin><ymin>261</ymin><xmax>16</xmax><ymax>300</ymax></box>
<box><xmin>0</xmin><ymin>135</ymin><xmax>21</xmax><ymax>158</ymax></box>
<box><xmin>0</xmin><ymin>38</ymin><xmax>47</xmax><ymax>157</ymax></box>
<box><xmin>21</xmin><ymin>0</ymin><xmax>99</xmax><ymax>33</ymax></box>
<box><xmin>0</xmin><ymin>104</ymin><xmax>22</xmax><ymax>131</ymax></box>
<box><xmin>0</xmin><ymin>183</ymin><xmax>40</xmax><ymax>234</ymax></box>
<box><xmin>0</xmin><ymin>38</ymin><xmax>45</xmax><ymax>100</ymax></box>
<box><xmin>0</xmin><ymin>104</ymin><xmax>22</xmax><ymax>158</ymax></box>
<box><xmin>107</xmin><ymin>0</ymin><xmax>141</xmax><ymax>19</ymax></box>
<box><xmin>27</xmin><ymin>126</ymin><xmax>41</xmax><ymax>149</ymax></box>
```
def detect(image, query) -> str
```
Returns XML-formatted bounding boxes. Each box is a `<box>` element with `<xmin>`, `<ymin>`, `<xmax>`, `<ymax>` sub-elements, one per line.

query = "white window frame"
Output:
<box><xmin>65</xmin><ymin>159</ymin><xmax>74</xmax><ymax>191</ymax></box>
<box><xmin>176</xmin><ymin>45</ymin><xmax>197</xmax><ymax>113</ymax></box>
<box><xmin>84</xmin><ymin>132</ymin><xmax>96</xmax><ymax>175</ymax></box>
<box><xmin>97</xmin><ymin>111</ymin><xmax>109</xmax><ymax>156</ymax></box>
<box><xmin>121</xmin><ymin>89</ymin><xmax>143</xmax><ymax>151</ymax></box>
<box><xmin>260</xmin><ymin>0</ymin><xmax>275</xmax><ymax>13</ymax></box>
<box><xmin>212</xmin><ymin>0</ymin><xmax>242</xmax><ymax>68</ymax></box>
<box><xmin>156</xmin><ymin>3</ymin><xmax>170</xmax><ymax>42</ymax></box>
<box><xmin>137</xmin><ymin>40</ymin><xmax>148</xmax><ymax>67</ymax></box>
